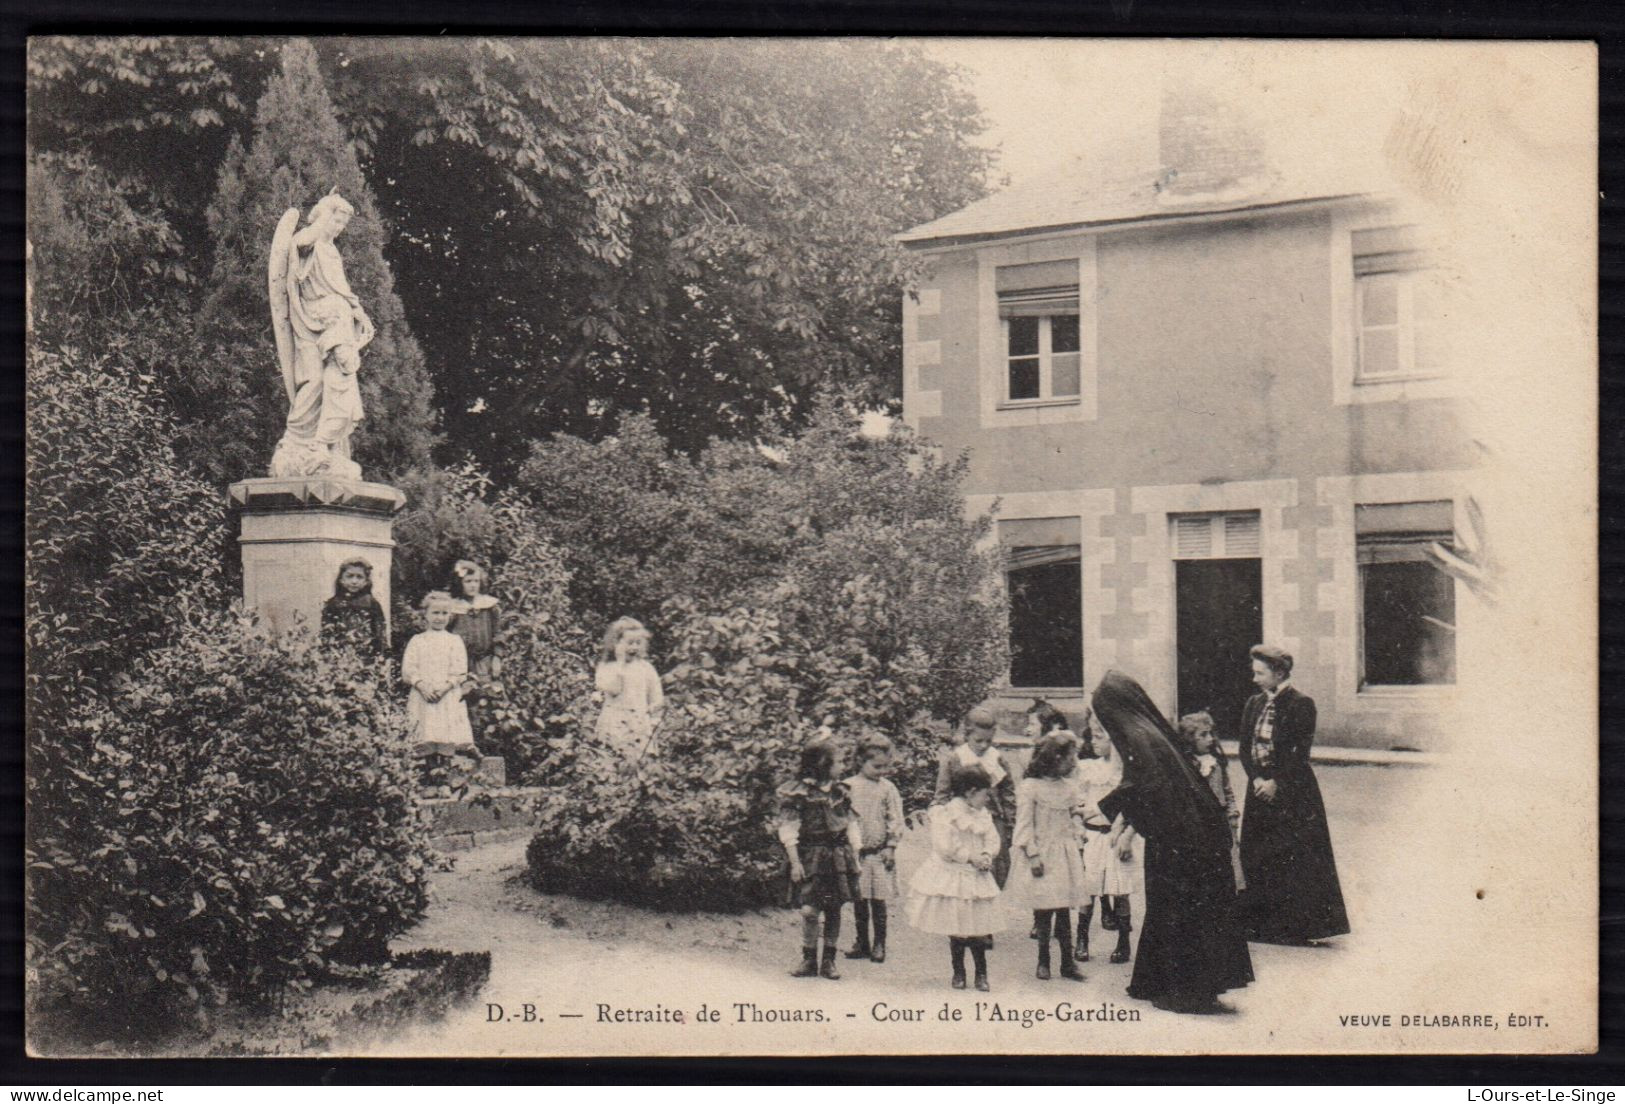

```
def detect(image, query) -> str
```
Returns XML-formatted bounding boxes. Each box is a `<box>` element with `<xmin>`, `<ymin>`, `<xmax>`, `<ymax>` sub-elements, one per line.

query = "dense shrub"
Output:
<box><xmin>528</xmin><ymin>605</ymin><xmax>811</xmax><ymax>910</ymax></box>
<box><xmin>27</xmin><ymin>611</ymin><xmax>431</xmax><ymax>1044</ymax></box>
<box><xmin>527</xmin><ymin>586</ymin><xmax>955</xmax><ymax>910</ymax></box>
<box><xmin>391</xmin><ymin>465</ymin><xmax>593</xmax><ymax>781</ymax></box>
<box><xmin>468</xmin><ymin>528</ymin><xmax>595</xmax><ymax>783</ymax></box>
<box><xmin>519</xmin><ymin>395</ymin><xmax>1008</xmax><ymax>722</ymax></box>
<box><xmin>26</xmin><ymin>342</ymin><xmax>232</xmax><ymax>729</ymax></box>
<box><xmin>522</xmin><ymin>398</ymin><xmax>1005</xmax><ymax>910</ymax></box>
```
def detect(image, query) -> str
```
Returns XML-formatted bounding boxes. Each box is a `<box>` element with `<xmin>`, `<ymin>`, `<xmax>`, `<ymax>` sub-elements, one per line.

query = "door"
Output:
<box><xmin>1175</xmin><ymin>557</ymin><xmax>1263</xmax><ymax>740</ymax></box>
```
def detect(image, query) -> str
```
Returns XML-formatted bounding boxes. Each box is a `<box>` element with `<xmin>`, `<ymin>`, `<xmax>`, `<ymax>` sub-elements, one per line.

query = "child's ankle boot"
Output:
<box><xmin>790</xmin><ymin>946</ymin><xmax>818</xmax><ymax>978</ymax></box>
<box><xmin>1036</xmin><ymin>940</ymin><xmax>1051</xmax><ymax>981</ymax></box>
<box><xmin>845</xmin><ymin>905</ymin><xmax>871</xmax><ymax>959</ymax></box>
<box><xmin>819</xmin><ymin>945</ymin><xmax>841</xmax><ymax>980</ymax></box>
<box><xmin>971</xmin><ymin>941</ymin><xmax>990</xmax><ymax>992</ymax></box>
<box><xmin>1110</xmin><ymin>898</ymin><xmax>1132</xmax><ymax>963</ymax></box>
<box><xmin>1059</xmin><ymin>941</ymin><xmax>1086</xmax><ymax>981</ymax></box>
<box><xmin>950</xmin><ymin>938</ymin><xmax>967</xmax><ymax>989</ymax></box>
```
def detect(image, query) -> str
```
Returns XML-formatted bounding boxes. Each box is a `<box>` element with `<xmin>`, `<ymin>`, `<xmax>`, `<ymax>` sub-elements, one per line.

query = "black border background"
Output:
<box><xmin>1</xmin><ymin>0</ymin><xmax>1619</xmax><ymax>1085</ymax></box>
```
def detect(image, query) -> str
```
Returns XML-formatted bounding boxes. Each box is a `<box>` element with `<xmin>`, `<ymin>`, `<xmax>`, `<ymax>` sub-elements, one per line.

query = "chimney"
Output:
<box><xmin>1154</xmin><ymin>77</ymin><xmax>1273</xmax><ymax>204</ymax></box>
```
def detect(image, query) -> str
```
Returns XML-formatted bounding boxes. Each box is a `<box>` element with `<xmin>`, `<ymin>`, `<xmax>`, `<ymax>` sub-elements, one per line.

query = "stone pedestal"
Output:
<box><xmin>229</xmin><ymin>477</ymin><xmax>407</xmax><ymax>637</ymax></box>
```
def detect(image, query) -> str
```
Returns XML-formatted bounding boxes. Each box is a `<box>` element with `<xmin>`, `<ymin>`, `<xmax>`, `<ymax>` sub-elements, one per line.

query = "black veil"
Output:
<box><xmin>1091</xmin><ymin>669</ymin><xmax>1228</xmax><ymax>848</ymax></box>
<box><xmin>1091</xmin><ymin>669</ymin><xmax>1253</xmax><ymax>1008</ymax></box>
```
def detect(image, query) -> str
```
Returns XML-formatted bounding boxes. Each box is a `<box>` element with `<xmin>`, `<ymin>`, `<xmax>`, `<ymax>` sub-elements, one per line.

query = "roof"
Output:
<box><xmin>897</xmin><ymin>155</ymin><xmax>1390</xmax><ymax>249</ymax></box>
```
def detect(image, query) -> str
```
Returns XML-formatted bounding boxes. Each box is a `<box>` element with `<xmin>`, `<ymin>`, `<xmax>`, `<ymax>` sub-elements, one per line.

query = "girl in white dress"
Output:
<box><xmin>906</xmin><ymin>763</ymin><xmax>1005</xmax><ymax>992</ymax></box>
<box><xmin>1075</xmin><ymin>708</ymin><xmax>1140</xmax><ymax>964</ymax></box>
<box><xmin>401</xmin><ymin>591</ymin><xmax>476</xmax><ymax>751</ymax></box>
<box><xmin>593</xmin><ymin>617</ymin><xmax>666</xmax><ymax>760</ymax></box>
<box><xmin>1005</xmin><ymin>731</ymin><xmax>1089</xmax><ymax>981</ymax></box>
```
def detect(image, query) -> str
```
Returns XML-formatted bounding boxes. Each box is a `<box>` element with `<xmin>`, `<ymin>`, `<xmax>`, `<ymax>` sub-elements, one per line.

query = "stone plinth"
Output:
<box><xmin>229</xmin><ymin>477</ymin><xmax>407</xmax><ymax>637</ymax></box>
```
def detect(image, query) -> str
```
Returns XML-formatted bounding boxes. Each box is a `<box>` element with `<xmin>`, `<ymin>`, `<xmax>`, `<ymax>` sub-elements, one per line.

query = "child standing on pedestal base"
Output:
<box><xmin>401</xmin><ymin>591</ymin><xmax>477</xmax><ymax>756</ymax></box>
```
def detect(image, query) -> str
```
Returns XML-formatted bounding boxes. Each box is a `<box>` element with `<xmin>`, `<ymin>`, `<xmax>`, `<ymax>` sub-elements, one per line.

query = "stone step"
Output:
<box><xmin>420</xmin><ymin>786</ymin><xmax>544</xmax><ymax>844</ymax></box>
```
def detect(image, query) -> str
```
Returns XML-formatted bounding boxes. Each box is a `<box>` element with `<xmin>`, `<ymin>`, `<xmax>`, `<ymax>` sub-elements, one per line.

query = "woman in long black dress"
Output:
<box><xmin>1092</xmin><ymin>670</ymin><xmax>1253</xmax><ymax>1013</ymax></box>
<box><xmin>1238</xmin><ymin>645</ymin><xmax>1350</xmax><ymax>944</ymax></box>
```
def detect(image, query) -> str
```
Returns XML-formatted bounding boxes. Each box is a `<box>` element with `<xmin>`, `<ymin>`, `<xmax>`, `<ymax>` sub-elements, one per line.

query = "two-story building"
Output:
<box><xmin>898</xmin><ymin>101</ymin><xmax>1474</xmax><ymax>751</ymax></box>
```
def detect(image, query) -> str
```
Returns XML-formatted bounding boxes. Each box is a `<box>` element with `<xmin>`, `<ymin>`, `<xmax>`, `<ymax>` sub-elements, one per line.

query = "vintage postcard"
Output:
<box><xmin>23</xmin><ymin>37</ymin><xmax>1596</xmax><ymax>1058</ymax></box>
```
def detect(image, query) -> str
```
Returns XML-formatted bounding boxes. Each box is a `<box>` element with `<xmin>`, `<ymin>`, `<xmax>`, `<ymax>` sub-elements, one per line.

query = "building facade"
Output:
<box><xmin>898</xmin><ymin>144</ymin><xmax>1473</xmax><ymax>750</ymax></box>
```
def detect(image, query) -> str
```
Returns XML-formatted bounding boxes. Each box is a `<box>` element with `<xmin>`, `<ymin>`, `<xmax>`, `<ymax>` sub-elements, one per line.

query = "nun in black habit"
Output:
<box><xmin>1092</xmin><ymin>670</ymin><xmax>1254</xmax><ymax>1014</ymax></box>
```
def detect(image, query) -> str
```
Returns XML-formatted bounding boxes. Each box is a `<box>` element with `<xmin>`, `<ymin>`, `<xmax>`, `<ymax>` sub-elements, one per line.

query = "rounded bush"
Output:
<box><xmin>526</xmin><ymin>598</ymin><xmax>951</xmax><ymax>911</ymax></box>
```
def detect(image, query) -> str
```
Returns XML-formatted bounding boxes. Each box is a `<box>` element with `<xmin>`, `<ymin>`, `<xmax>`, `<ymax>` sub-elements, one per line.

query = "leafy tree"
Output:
<box><xmin>31</xmin><ymin>38</ymin><xmax>993</xmax><ymax>480</ymax></box>
<box><xmin>26</xmin><ymin>38</ymin><xmax>276</xmax><ymax>484</ymax></box>
<box><xmin>325</xmin><ymin>38</ymin><xmax>991</xmax><ymax>472</ymax></box>
<box><xmin>25</xmin><ymin>154</ymin><xmax>190</xmax><ymax>337</ymax></box>
<box><xmin>27</xmin><ymin>36</ymin><xmax>267</xmax><ymax>273</ymax></box>
<box><xmin>197</xmin><ymin>37</ymin><xmax>438</xmax><ymax>485</ymax></box>
<box><xmin>518</xmin><ymin>394</ymin><xmax>1008</xmax><ymax>725</ymax></box>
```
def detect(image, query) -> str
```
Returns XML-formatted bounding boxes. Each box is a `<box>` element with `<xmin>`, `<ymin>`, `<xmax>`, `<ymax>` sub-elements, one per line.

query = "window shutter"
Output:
<box><xmin>1007</xmin><ymin>545</ymin><xmax>1083</xmax><ymax>570</ymax></box>
<box><xmin>1223</xmin><ymin>513</ymin><xmax>1261</xmax><ymax>556</ymax></box>
<box><xmin>996</xmin><ymin>260</ymin><xmax>1081</xmax><ymax>318</ymax></box>
<box><xmin>995</xmin><ymin>260</ymin><xmax>1080</xmax><ymax>292</ymax></box>
<box><xmin>1355</xmin><ymin>500</ymin><xmax>1454</xmax><ymax>535</ymax></box>
<box><xmin>998</xmin><ymin>286</ymin><xmax>1080</xmax><ymax>318</ymax></box>
<box><xmin>1172</xmin><ymin>511</ymin><xmax>1262</xmax><ymax>559</ymax></box>
<box><xmin>1357</xmin><ymin>537</ymin><xmax>1447</xmax><ymax>565</ymax></box>
<box><xmin>1174</xmin><ymin>516</ymin><xmax>1213</xmax><ymax>558</ymax></box>
<box><xmin>1352</xmin><ymin>224</ymin><xmax>1434</xmax><ymax>275</ymax></box>
<box><xmin>1000</xmin><ymin>516</ymin><xmax>1083</xmax><ymax>548</ymax></box>
<box><xmin>1355</xmin><ymin>501</ymin><xmax>1454</xmax><ymax>565</ymax></box>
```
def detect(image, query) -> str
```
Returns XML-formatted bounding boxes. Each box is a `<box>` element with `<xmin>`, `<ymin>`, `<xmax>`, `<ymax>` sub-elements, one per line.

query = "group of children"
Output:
<box><xmin>320</xmin><ymin>557</ymin><xmax>501</xmax><ymax>755</ymax></box>
<box><xmin>775</xmin><ymin>701</ymin><xmax>1164</xmax><ymax>993</ymax></box>
<box><xmin>321</xmin><ymin>556</ymin><xmax>1246</xmax><ymax>996</ymax></box>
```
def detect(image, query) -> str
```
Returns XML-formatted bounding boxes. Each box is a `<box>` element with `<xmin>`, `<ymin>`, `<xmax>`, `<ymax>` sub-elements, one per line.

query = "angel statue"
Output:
<box><xmin>267</xmin><ymin>190</ymin><xmax>376</xmax><ymax>481</ymax></box>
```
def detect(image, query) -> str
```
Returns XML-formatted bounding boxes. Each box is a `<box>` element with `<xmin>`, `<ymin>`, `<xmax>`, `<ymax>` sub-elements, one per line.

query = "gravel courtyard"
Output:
<box><xmin>356</xmin><ymin>761</ymin><xmax>1502</xmax><ymax>1057</ymax></box>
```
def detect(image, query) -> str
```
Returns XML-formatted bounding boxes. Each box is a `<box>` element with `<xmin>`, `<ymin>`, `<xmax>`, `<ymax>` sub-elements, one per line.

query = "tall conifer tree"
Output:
<box><xmin>199</xmin><ymin>37</ymin><xmax>436</xmax><ymax>483</ymax></box>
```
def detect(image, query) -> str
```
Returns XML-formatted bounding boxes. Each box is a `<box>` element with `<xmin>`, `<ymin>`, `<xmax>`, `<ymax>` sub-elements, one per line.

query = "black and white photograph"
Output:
<box><xmin>22</xmin><ymin>36</ymin><xmax>1597</xmax><ymax>1058</ymax></box>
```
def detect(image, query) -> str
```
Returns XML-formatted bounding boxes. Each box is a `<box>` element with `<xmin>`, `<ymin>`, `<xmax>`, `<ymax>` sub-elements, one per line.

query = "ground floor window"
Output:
<box><xmin>1356</xmin><ymin>500</ymin><xmax>1456</xmax><ymax>686</ymax></box>
<box><xmin>1000</xmin><ymin>516</ymin><xmax>1083</xmax><ymax>689</ymax></box>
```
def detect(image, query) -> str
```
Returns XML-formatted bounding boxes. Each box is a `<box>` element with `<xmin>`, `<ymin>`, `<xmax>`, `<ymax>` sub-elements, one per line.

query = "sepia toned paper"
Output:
<box><xmin>26</xmin><ymin>37</ymin><xmax>1598</xmax><ymax>1058</ymax></box>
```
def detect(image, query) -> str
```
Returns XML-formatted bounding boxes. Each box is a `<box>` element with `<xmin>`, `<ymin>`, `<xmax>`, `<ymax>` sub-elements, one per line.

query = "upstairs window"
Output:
<box><xmin>997</xmin><ymin>260</ymin><xmax>1081</xmax><ymax>404</ymax></box>
<box><xmin>1353</xmin><ymin>225</ymin><xmax>1448</xmax><ymax>384</ymax></box>
<box><xmin>1356</xmin><ymin>500</ymin><xmax>1457</xmax><ymax>687</ymax></box>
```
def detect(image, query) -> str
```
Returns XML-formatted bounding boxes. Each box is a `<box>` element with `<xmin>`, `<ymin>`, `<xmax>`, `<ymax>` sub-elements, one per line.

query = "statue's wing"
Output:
<box><xmin>268</xmin><ymin>208</ymin><xmax>301</xmax><ymax>404</ymax></box>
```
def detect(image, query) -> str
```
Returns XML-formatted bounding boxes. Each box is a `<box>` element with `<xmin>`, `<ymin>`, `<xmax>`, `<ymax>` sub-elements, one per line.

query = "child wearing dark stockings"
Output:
<box><xmin>1006</xmin><ymin>731</ymin><xmax>1089</xmax><ymax>981</ymax></box>
<box><xmin>1075</xmin><ymin>708</ymin><xmax>1139</xmax><ymax>964</ymax></box>
<box><xmin>843</xmin><ymin>735</ymin><xmax>905</xmax><ymax>963</ymax></box>
<box><xmin>776</xmin><ymin>736</ymin><xmax>864</xmax><ymax>980</ymax></box>
<box><xmin>906</xmin><ymin>764</ymin><xmax>1006</xmax><ymax>991</ymax></box>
